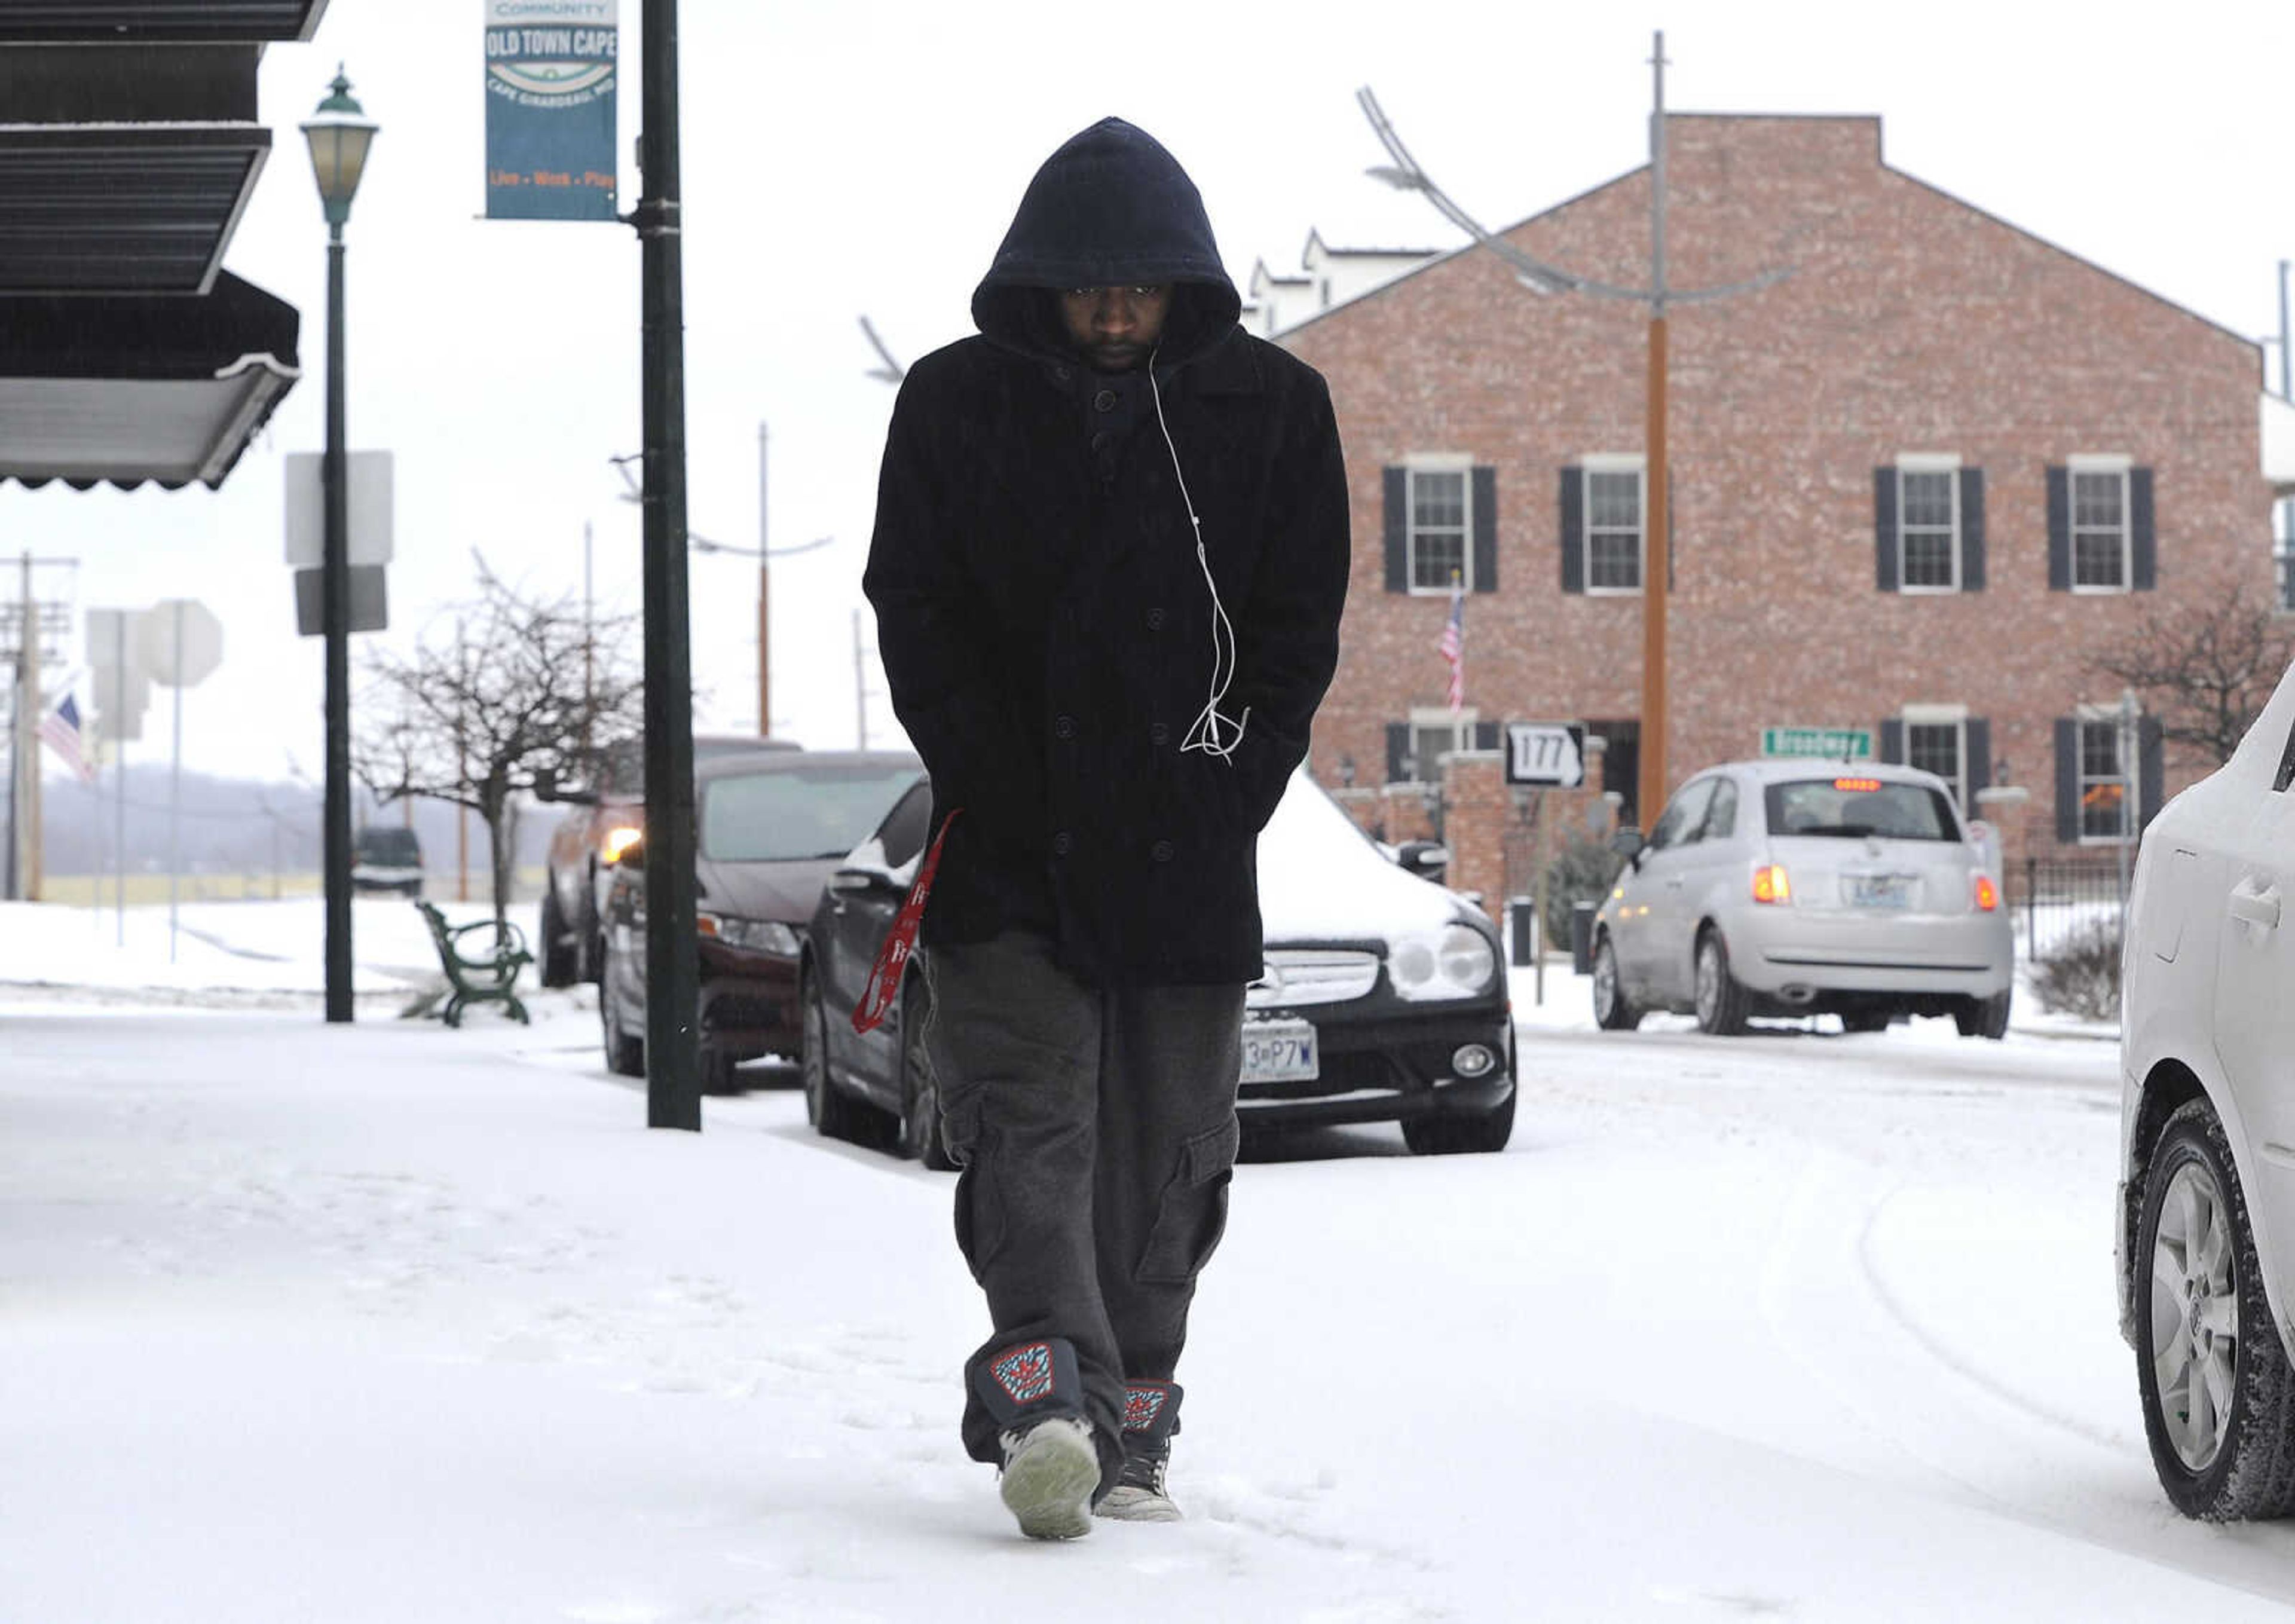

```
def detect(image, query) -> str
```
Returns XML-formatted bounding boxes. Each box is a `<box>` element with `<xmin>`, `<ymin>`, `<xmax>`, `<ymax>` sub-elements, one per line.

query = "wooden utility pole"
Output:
<box><xmin>757</xmin><ymin>421</ymin><xmax>770</xmax><ymax>736</ymax></box>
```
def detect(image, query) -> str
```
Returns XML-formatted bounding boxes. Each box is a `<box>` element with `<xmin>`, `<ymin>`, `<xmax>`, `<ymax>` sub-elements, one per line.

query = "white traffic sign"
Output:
<box><xmin>1505</xmin><ymin>721</ymin><xmax>1587</xmax><ymax>787</ymax></box>
<box><xmin>140</xmin><ymin>600</ymin><xmax>223</xmax><ymax>689</ymax></box>
<box><xmin>284</xmin><ymin>450</ymin><xmax>395</xmax><ymax>567</ymax></box>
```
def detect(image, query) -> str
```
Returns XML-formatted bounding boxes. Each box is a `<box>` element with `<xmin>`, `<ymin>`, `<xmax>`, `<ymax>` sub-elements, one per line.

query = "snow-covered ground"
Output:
<box><xmin>6</xmin><ymin>897</ymin><xmax>2293</xmax><ymax>1622</ymax></box>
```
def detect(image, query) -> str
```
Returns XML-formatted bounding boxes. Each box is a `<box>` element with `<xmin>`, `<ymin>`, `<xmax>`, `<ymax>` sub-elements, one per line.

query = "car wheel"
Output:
<box><xmin>1592</xmin><ymin>935</ymin><xmax>1643</xmax><ymax>1032</ymax></box>
<box><xmin>801</xmin><ymin>971</ymin><xmax>867</xmax><ymax>1143</ymax></box>
<box><xmin>1955</xmin><ymin>989</ymin><xmax>2012</xmax><ymax>1040</ymax></box>
<box><xmin>599</xmin><ymin>944</ymin><xmax>644</xmax><ymax>1078</ymax></box>
<box><xmin>1694</xmin><ymin>929</ymin><xmax>1751</xmax><ymax>1036</ymax></box>
<box><xmin>700</xmin><ymin>1047</ymin><xmax>743</xmax><ymax>1096</ymax></box>
<box><xmin>2135</xmin><ymin>1097</ymin><xmax>2295</xmax><ymax>1519</ymax></box>
<box><xmin>538</xmin><ymin>890</ymin><xmax>577</xmax><ymax>988</ymax></box>
<box><xmin>1842</xmin><ymin>1010</ymin><xmax>1892</xmax><ymax>1035</ymax></box>
<box><xmin>1401</xmin><ymin>1085</ymin><xmax>1516</xmax><ymax>1155</ymax></box>
<box><xmin>898</xmin><ymin>978</ymin><xmax>954</xmax><ymax>1169</ymax></box>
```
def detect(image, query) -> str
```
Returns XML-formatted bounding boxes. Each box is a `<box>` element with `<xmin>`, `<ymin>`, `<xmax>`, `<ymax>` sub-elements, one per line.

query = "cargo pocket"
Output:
<box><xmin>1136</xmin><ymin>1115</ymin><xmax>1242</xmax><ymax>1285</ymax></box>
<box><xmin>943</xmin><ymin>1094</ymin><xmax>1006</xmax><ymax>1284</ymax></box>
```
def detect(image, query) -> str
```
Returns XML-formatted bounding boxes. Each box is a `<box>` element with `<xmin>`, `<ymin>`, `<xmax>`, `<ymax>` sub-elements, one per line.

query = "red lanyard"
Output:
<box><xmin>852</xmin><ymin>809</ymin><xmax>960</xmax><ymax>1035</ymax></box>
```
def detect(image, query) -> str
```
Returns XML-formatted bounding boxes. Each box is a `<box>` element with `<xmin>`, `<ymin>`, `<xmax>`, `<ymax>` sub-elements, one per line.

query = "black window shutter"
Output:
<box><xmin>1964</xmin><ymin>718</ymin><xmax>1991</xmax><ymax>799</ymax></box>
<box><xmin>2139</xmin><ymin>716</ymin><xmax>2165</xmax><ymax>830</ymax></box>
<box><xmin>1473</xmin><ymin>719</ymin><xmax>1500</xmax><ymax>751</ymax></box>
<box><xmin>1879</xmin><ymin>718</ymin><xmax>1905</xmax><ymax>764</ymax></box>
<box><xmin>1383</xmin><ymin>467</ymin><xmax>1408</xmax><ymax>594</ymax></box>
<box><xmin>2046</xmin><ymin>467</ymin><xmax>2070</xmax><ymax>591</ymax></box>
<box><xmin>1471</xmin><ymin>466</ymin><xmax>1498</xmax><ymax>594</ymax></box>
<box><xmin>2131</xmin><ymin>467</ymin><xmax>2157</xmax><ymax>590</ymax></box>
<box><xmin>1874</xmin><ymin>467</ymin><xmax>1899</xmax><ymax>592</ymax></box>
<box><xmin>1959</xmin><ymin>469</ymin><xmax>1985</xmax><ymax>591</ymax></box>
<box><xmin>1385</xmin><ymin>721</ymin><xmax>1410</xmax><ymax>785</ymax></box>
<box><xmin>1559</xmin><ymin>467</ymin><xmax>1584</xmax><ymax>594</ymax></box>
<box><xmin>2054</xmin><ymin>717</ymin><xmax>2080</xmax><ymax>842</ymax></box>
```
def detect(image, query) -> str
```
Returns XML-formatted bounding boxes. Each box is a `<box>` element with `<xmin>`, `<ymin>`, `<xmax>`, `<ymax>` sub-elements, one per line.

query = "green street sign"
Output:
<box><xmin>1761</xmin><ymin>726</ymin><xmax>1872</xmax><ymax>760</ymax></box>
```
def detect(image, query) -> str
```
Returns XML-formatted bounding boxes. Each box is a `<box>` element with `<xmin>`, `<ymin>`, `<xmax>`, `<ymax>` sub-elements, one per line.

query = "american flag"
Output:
<box><xmin>37</xmin><ymin>694</ymin><xmax>97</xmax><ymax>784</ymax></box>
<box><xmin>1436</xmin><ymin>574</ymin><xmax>1465</xmax><ymax>714</ymax></box>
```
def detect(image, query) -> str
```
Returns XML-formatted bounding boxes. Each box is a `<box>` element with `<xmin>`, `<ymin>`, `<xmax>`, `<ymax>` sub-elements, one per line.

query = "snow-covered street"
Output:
<box><xmin>6</xmin><ymin>898</ymin><xmax>2295</xmax><ymax>1621</ymax></box>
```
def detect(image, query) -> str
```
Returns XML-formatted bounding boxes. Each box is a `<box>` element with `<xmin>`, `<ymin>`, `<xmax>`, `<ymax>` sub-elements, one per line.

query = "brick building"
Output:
<box><xmin>1266</xmin><ymin>114</ymin><xmax>2282</xmax><ymax>909</ymax></box>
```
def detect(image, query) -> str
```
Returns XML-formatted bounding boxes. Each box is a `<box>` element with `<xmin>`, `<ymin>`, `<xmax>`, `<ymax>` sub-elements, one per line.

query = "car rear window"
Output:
<box><xmin>357</xmin><ymin>827</ymin><xmax>421</xmax><ymax>865</ymax></box>
<box><xmin>1764</xmin><ymin>777</ymin><xmax>1962</xmax><ymax>842</ymax></box>
<box><xmin>700</xmin><ymin>764</ymin><xmax>923</xmax><ymax>863</ymax></box>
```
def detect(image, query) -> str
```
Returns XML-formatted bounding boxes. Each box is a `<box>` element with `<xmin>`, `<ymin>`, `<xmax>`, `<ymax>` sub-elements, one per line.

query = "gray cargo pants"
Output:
<box><xmin>922</xmin><ymin>929</ymin><xmax>1243</xmax><ymax>1492</ymax></box>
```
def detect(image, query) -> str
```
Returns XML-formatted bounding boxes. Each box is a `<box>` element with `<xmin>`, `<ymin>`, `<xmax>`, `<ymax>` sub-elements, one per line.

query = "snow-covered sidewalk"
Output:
<box><xmin>6</xmin><ymin>903</ymin><xmax>2285</xmax><ymax>1622</ymax></box>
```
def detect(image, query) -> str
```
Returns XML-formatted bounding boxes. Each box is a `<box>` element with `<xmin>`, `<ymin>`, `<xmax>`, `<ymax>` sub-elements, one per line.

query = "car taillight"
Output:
<box><xmin>601</xmin><ymin>825</ymin><xmax>643</xmax><ymax>865</ymax></box>
<box><xmin>1973</xmin><ymin>873</ymin><xmax>1999</xmax><ymax>912</ymax></box>
<box><xmin>1752</xmin><ymin>864</ymin><xmax>1791</xmax><ymax>904</ymax></box>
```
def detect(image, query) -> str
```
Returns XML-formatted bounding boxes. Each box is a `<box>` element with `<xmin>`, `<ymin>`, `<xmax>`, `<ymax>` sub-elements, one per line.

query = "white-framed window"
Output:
<box><xmin>1406</xmin><ymin>455</ymin><xmax>1472</xmax><ymax>595</ymax></box>
<box><xmin>2071</xmin><ymin>454</ymin><xmax>2132</xmax><ymax>593</ymax></box>
<box><xmin>1903</xmin><ymin>705</ymin><xmax>1966</xmax><ymax>811</ymax></box>
<box><xmin>1404</xmin><ymin>706</ymin><xmax>1479</xmax><ymax>784</ymax></box>
<box><xmin>1583</xmin><ymin>453</ymin><xmax>1644</xmax><ymax>595</ymax></box>
<box><xmin>1896</xmin><ymin>454</ymin><xmax>1961</xmax><ymax>592</ymax></box>
<box><xmin>2076</xmin><ymin>711</ymin><xmax>2133</xmax><ymax>842</ymax></box>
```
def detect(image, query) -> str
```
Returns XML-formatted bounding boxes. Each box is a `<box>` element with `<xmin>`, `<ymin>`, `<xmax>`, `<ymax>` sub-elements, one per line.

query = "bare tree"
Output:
<box><xmin>356</xmin><ymin>558</ymin><xmax>643</xmax><ymax>929</ymax></box>
<box><xmin>2089</xmin><ymin>582</ymin><xmax>2295</xmax><ymax>769</ymax></box>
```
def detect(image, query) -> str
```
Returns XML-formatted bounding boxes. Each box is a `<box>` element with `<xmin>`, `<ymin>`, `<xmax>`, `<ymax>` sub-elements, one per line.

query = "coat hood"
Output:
<box><xmin>972</xmin><ymin>117</ymin><xmax>1241</xmax><ymax>366</ymax></box>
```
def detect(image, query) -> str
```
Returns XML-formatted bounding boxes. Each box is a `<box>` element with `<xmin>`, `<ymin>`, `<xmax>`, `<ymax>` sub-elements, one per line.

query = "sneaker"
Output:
<box><xmin>997</xmin><ymin>1417</ymin><xmax>1100</xmax><ymax>1540</ymax></box>
<box><xmin>1094</xmin><ymin>1441</ymin><xmax>1181</xmax><ymax>1522</ymax></box>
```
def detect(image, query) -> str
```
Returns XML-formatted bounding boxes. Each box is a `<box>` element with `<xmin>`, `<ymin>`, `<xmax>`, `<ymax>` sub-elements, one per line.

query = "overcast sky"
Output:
<box><xmin>17</xmin><ymin>0</ymin><xmax>2293</xmax><ymax>784</ymax></box>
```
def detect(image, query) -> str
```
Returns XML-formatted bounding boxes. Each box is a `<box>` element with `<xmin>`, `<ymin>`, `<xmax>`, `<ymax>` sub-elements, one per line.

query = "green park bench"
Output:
<box><xmin>413</xmin><ymin>899</ymin><xmax>533</xmax><ymax>1027</ymax></box>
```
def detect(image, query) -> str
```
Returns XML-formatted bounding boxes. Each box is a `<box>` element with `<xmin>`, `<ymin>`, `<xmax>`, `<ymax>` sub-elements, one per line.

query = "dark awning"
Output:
<box><xmin>0</xmin><ymin>2</ymin><xmax>331</xmax><ymax>42</ymax></box>
<box><xmin>0</xmin><ymin>268</ymin><xmax>299</xmax><ymax>490</ymax></box>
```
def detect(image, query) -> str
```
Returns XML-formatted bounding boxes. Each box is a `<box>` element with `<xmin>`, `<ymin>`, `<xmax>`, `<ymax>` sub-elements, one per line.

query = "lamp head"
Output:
<box><xmin>301</xmin><ymin>66</ymin><xmax>377</xmax><ymax>227</ymax></box>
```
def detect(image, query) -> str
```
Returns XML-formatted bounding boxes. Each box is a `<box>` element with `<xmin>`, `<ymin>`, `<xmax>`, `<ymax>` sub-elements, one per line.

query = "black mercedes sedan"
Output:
<box><xmin>598</xmin><ymin>750</ymin><xmax>923</xmax><ymax>1092</ymax></box>
<box><xmin>801</xmin><ymin>768</ymin><xmax>1517</xmax><ymax>1162</ymax></box>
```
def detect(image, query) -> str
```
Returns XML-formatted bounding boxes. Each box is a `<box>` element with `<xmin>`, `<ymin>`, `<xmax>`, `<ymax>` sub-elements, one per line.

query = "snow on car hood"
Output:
<box><xmin>1257</xmin><ymin>769</ymin><xmax>1466</xmax><ymax>943</ymax></box>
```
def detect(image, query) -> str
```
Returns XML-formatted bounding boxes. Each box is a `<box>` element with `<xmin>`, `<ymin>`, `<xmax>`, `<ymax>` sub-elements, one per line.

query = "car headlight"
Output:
<box><xmin>696</xmin><ymin>913</ymin><xmax>801</xmax><ymax>956</ymax></box>
<box><xmin>1388</xmin><ymin>921</ymin><xmax>1498</xmax><ymax>1001</ymax></box>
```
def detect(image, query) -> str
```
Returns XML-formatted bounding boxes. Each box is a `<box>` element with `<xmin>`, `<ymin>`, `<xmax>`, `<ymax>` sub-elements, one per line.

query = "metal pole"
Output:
<box><xmin>771</xmin><ymin>422</ymin><xmax>780</xmax><ymax>734</ymax></box>
<box><xmin>6</xmin><ymin>552</ymin><xmax>26</xmax><ymax>902</ymax></box>
<box><xmin>581</xmin><ymin>518</ymin><xmax>595</xmax><ymax>761</ymax></box>
<box><xmin>757</xmin><ymin>421</ymin><xmax>770</xmax><ymax>735</ymax></box>
<box><xmin>455</xmin><ymin>616</ymin><xmax>469</xmax><ymax>903</ymax></box>
<box><xmin>1636</xmin><ymin>30</ymin><xmax>1672</xmax><ymax>833</ymax></box>
<box><xmin>168</xmin><ymin>600</ymin><xmax>182</xmax><ymax>964</ymax></box>
<box><xmin>636</xmin><ymin>0</ymin><xmax>700</xmax><ymax>1130</ymax></box>
<box><xmin>322</xmin><ymin>218</ymin><xmax>354</xmax><ymax>1022</ymax></box>
<box><xmin>23</xmin><ymin>582</ymin><xmax>40</xmax><ymax>904</ymax></box>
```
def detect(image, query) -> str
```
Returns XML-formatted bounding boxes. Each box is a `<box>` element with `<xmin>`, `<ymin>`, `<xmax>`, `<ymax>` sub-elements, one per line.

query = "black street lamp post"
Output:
<box><xmin>301</xmin><ymin>68</ymin><xmax>377</xmax><ymax>1025</ymax></box>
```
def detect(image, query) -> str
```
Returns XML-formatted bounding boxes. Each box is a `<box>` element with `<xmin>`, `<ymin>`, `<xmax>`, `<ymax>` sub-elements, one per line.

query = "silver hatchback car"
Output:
<box><xmin>1592</xmin><ymin>760</ymin><xmax>2014</xmax><ymax>1036</ymax></box>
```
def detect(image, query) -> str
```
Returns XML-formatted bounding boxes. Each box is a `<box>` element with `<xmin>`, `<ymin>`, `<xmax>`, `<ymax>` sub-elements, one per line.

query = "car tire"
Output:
<box><xmin>1694</xmin><ymin>929</ymin><xmax>1752</xmax><ymax>1036</ymax></box>
<box><xmin>1592</xmin><ymin>935</ymin><xmax>1643</xmax><ymax>1032</ymax></box>
<box><xmin>599</xmin><ymin>944</ymin><xmax>644</xmax><ymax>1078</ymax></box>
<box><xmin>700</xmin><ymin>1047</ymin><xmax>743</xmax><ymax>1096</ymax></box>
<box><xmin>1955</xmin><ymin>989</ymin><xmax>2012</xmax><ymax>1040</ymax></box>
<box><xmin>898</xmin><ymin>979</ymin><xmax>954</xmax><ymax>1170</ymax></box>
<box><xmin>577</xmin><ymin>866</ymin><xmax>604</xmax><ymax>985</ymax></box>
<box><xmin>1842</xmin><ymin>1010</ymin><xmax>1892</xmax><ymax>1035</ymax></box>
<box><xmin>2135</xmin><ymin>1097</ymin><xmax>2295</xmax><ymax>1520</ymax></box>
<box><xmin>538</xmin><ymin>891</ymin><xmax>578</xmax><ymax>989</ymax></box>
<box><xmin>801</xmin><ymin>971</ymin><xmax>868</xmax><ymax>1143</ymax></box>
<box><xmin>1402</xmin><ymin>1085</ymin><xmax>1516</xmax><ymax>1155</ymax></box>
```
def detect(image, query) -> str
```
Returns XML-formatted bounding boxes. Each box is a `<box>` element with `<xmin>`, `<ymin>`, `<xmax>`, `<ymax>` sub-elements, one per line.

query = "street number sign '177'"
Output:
<box><xmin>1505</xmin><ymin>721</ymin><xmax>1587</xmax><ymax>787</ymax></box>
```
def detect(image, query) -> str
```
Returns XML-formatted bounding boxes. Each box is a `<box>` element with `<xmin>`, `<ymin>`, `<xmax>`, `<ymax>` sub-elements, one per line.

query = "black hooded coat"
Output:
<box><xmin>864</xmin><ymin>118</ymin><xmax>1350</xmax><ymax>986</ymax></box>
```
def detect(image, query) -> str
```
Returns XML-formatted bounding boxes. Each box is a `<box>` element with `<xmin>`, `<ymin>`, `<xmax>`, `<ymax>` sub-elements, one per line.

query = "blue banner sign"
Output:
<box><xmin>484</xmin><ymin>0</ymin><xmax>618</xmax><ymax>221</ymax></box>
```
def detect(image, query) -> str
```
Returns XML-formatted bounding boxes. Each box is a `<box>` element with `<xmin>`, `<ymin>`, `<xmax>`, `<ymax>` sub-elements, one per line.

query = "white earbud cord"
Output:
<box><xmin>1148</xmin><ymin>347</ymin><xmax>1249</xmax><ymax>762</ymax></box>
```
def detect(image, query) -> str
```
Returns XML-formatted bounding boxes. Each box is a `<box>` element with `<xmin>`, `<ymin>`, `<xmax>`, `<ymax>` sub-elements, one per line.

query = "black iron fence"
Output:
<box><xmin>2018</xmin><ymin>855</ymin><xmax>2128</xmax><ymax>963</ymax></box>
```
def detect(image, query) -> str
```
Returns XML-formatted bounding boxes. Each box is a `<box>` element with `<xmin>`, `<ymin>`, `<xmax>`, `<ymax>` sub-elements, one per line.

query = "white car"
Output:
<box><xmin>2118</xmin><ymin>657</ymin><xmax>2295</xmax><ymax>1519</ymax></box>
<box><xmin>1593</xmin><ymin>759</ymin><xmax>2014</xmax><ymax>1036</ymax></box>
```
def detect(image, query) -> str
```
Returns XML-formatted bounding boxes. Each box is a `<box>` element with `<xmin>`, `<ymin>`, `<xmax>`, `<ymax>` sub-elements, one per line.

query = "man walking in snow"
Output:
<box><xmin>863</xmin><ymin>115</ymin><xmax>1350</xmax><ymax>1539</ymax></box>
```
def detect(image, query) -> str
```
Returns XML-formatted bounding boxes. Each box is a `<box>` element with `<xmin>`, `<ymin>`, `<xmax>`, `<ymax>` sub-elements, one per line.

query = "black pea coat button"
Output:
<box><xmin>1052</xmin><ymin>365</ymin><xmax>1071</xmax><ymax>383</ymax></box>
<box><xmin>1094</xmin><ymin>389</ymin><xmax>1117</xmax><ymax>412</ymax></box>
<box><xmin>1054</xmin><ymin>714</ymin><xmax>1076</xmax><ymax>739</ymax></box>
<box><xmin>1149</xmin><ymin>721</ymin><xmax>1170</xmax><ymax>746</ymax></box>
<box><xmin>1053</xmin><ymin>831</ymin><xmax>1073</xmax><ymax>857</ymax></box>
<box><xmin>1145</xmin><ymin>607</ymin><xmax>1165</xmax><ymax>630</ymax></box>
<box><xmin>1150</xmin><ymin>840</ymin><xmax>1176</xmax><ymax>863</ymax></box>
<box><xmin>1091</xmin><ymin>431</ymin><xmax>1111</xmax><ymax>454</ymax></box>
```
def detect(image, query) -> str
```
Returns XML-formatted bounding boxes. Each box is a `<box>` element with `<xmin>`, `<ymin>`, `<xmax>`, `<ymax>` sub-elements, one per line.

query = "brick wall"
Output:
<box><xmin>1280</xmin><ymin>114</ymin><xmax>2272</xmax><ymax>859</ymax></box>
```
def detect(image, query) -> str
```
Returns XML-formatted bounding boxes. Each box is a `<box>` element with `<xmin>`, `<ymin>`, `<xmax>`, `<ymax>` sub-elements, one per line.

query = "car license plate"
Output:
<box><xmin>1242</xmin><ymin>1018</ymin><xmax>1318</xmax><ymax>1082</ymax></box>
<box><xmin>1847</xmin><ymin>874</ymin><xmax>1912</xmax><ymax>909</ymax></box>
